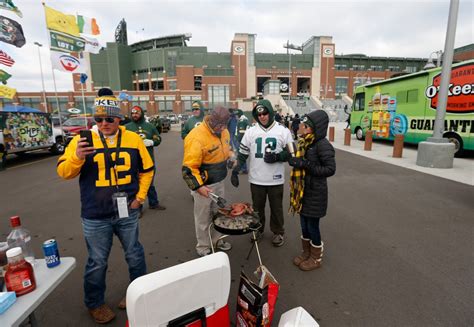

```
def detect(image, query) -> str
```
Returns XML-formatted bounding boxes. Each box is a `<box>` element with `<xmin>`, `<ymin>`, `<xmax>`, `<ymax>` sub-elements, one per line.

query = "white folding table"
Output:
<box><xmin>0</xmin><ymin>257</ymin><xmax>76</xmax><ymax>327</ymax></box>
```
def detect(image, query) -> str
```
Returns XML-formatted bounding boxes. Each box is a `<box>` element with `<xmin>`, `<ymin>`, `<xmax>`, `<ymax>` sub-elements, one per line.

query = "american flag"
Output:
<box><xmin>0</xmin><ymin>50</ymin><xmax>15</xmax><ymax>67</ymax></box>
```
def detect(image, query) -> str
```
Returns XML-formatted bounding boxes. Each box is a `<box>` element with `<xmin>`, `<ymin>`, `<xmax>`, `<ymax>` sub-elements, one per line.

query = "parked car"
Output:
<box><xmin>62</xmin><ymin>116</ymin><xmax>95</xmax><ymax>143</ymax></box>
<box><xmin>149</xmin><ymin>115</ymin><xmax>170</xmax><ymax>133</ymax></box>
<box><xmin>167</xmin><ymin>114</ymin><xmax>179</xmax><ymax>124</ymax></box>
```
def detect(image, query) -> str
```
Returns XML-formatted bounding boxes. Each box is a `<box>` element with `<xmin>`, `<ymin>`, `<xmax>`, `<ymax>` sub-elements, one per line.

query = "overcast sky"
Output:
<box><xmin>1</xmin><ymin>0</ymin><xmax>472</xmax><ymax>92</ymax></box>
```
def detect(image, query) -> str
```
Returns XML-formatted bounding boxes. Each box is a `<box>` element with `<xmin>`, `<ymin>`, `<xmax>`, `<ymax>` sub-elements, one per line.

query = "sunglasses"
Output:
<box><xmin>94</xmin><ymin>117</ymin><xmax>115</xmax><ymax>123</ymax></box>
<box><xmin>192</xmin><ymin>108</ymin><xmax>200</xmax><ymax>111</ymax></box>
<box><xmin>257</xmin><ymin>112</ymin><xmax>269</xmax><ymax>117</ymax></box>
<box><xmin>131</xmin><ymin>110</ymin><xmax>140</xmax><ymax>114</ymax></box>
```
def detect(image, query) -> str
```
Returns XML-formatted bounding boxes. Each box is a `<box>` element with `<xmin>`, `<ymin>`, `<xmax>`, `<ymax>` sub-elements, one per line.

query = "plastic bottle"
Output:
<box><xmin>7</xmin><ymin>216</ymin><xmax>36</xmax><ymax>266</ymax></box>
<box><xmin>5</xmin><ymin>247</ymin><xmax>36</xmax><ymax>296</ymax></box>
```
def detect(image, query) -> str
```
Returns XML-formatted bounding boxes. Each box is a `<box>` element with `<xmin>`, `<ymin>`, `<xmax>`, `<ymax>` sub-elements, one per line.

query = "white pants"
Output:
<box><xmin>191</xmin><ymin>181</ymin><xmax>225</xmax><ymax>255</ymax></box>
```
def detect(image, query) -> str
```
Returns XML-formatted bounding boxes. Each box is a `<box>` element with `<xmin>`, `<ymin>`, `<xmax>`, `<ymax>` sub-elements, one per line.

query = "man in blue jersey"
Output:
<box><xmin>57</xmin><ymin>88</ymin><xmax>154</xmax><ymax>324</ymax></box>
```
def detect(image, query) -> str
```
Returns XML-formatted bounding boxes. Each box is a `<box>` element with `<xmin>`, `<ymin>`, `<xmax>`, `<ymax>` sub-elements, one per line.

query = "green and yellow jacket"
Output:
<box><xmin>182</xmin><ymin>116</ymin><xmax>231</xmax><ymax>190</ymax></box>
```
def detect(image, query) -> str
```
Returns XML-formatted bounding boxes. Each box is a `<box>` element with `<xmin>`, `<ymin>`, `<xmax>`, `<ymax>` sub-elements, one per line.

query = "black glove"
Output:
<box><xmin>231</xmin><ymin>171</ymin><xmax>239</xmax><ymax>188</ymax></box>
<box><xmin>288</xmin><ymin>157</ymin><xmax>307</xmax><ymax>168</ymax></box>
<box><xmin>264</xmin><ymin>152</ymin><xmax>279</xmax><ymax>163</ymax></box>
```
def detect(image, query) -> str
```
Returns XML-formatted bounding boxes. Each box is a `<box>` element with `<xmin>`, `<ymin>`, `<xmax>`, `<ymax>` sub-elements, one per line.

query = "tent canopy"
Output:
<box><xmin>2</xmin><ymin>105</ymin><xmax>43</xmax><ymax>113</ymax></box>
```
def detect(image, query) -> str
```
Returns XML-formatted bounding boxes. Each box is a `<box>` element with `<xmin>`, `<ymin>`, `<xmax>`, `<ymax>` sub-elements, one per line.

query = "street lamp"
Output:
<box><xmin>284</xmin><ymin>41</ymin><xmax>303</xmax><ymax>99</ymax></box>
<box><xmin>34</xmin><ymin>42</ymin><xmax>47</xmax><ymax>113</ymax></box>
<box><xmin>423</xmin><ymin>50</ymin><xmax>443</xmax><ymax>69</ymax></box>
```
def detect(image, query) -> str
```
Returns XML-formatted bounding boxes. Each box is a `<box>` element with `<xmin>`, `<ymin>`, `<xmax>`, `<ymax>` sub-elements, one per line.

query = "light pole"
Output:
<box><xmin>416</xmin><ymin>0</ymin><xmax>458</xmax><ymax>168</ymax></box>
<box><xmin>34</xmin><ymin>42</ymin><xmax>47</xmax><ymax>113</ymax></box>
<box><xmin>423</xmin><ymin>50</ymin><xmax>443</xmax><ymax>69</ymax></box>
<box><xmin>283</xmin><ymin>41</ymin><xmax>303</xmax><ymax>99</ymax></box>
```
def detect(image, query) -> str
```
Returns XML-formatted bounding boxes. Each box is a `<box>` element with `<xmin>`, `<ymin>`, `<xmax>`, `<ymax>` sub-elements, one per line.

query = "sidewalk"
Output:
<box><xmin>329</xmin><ymin>122</ymin><xmax>474</xmax><ymax>186</ymax></box>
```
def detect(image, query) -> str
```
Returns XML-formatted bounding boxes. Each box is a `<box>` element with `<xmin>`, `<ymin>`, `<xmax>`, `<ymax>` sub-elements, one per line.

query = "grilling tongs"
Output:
<box><xmin>209</xmin><ymin>192</ymin><xmax>227</xmax><ymax>208</ymax></box>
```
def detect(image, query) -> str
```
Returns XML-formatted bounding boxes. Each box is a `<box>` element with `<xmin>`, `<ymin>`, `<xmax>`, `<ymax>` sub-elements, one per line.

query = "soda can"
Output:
<box><xmin>42</xmin><ymin>239</ymin><xmax>60</xmax><ymax>268</ymax></box>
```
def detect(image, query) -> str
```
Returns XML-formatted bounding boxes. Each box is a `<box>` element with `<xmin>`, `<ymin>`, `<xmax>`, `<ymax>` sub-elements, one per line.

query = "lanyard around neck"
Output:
<box><xmin>99</xmin><ymin>129</ymin><xmax>122</xmax><ymax>191</ymax></box>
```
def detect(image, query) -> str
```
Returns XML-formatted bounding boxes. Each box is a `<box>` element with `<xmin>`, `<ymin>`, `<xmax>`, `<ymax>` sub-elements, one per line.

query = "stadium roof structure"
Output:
<box><xmin>131</xmin><ymin>33</ymin><xmax>192</xmax><ymax>52</ymax></box>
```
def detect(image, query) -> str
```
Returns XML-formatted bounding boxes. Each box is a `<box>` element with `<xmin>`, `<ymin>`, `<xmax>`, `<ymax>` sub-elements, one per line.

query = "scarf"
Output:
<box><xmin>289</xmin><ymin>133</ymin><xmax>315</xmax><ymax>214</ymax></box>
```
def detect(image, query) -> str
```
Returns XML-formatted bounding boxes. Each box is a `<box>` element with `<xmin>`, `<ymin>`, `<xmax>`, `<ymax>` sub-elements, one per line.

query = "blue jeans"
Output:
<box><xmin>147</xmin><ymin>170</ymin><xmax>159</xmax><ymax>206</ymax></box>
<box><xmin>81</xmin><ymin>209</ymin><xmax>146</xmax><ymax>309</ymax></box>
<box><xmin>300</xmin><ymin>215</ymin><xmax>321</xmax><ymax>246</ymax></box>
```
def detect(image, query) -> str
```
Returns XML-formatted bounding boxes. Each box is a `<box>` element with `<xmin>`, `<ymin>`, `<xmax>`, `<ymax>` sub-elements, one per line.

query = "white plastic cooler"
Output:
<box><xmin>126</xmin><ymin>252</ymin><xmax>231</xmax><ymax>327</ymax></box>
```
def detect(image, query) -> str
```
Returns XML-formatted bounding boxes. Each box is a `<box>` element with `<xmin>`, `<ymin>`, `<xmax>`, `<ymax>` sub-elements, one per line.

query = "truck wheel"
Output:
<box><xmin>443</xmin><ymin>132</ymin><xmax>464</xmax><ymax>157</ymax></box>
<box><xmin>355</xmin><ymin>127</ymin><xmax>364</xmax><ymax>141</ymax></box>
<box><xmin>50</xmin><ymin>137</ymin><xmax>66</xmax><ymax>155</ymax></box>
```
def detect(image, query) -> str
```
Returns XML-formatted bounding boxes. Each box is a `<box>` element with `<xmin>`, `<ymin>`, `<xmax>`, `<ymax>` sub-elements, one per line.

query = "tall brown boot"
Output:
<box><xmin>299</xmin><ymin>241</ymin><xmax>324</xmax><ymax>271</ymax></box>
<box><xmin>293</xmin><ymin>236</ymin><xmax>311</xmax><ymax>266</ymax></box>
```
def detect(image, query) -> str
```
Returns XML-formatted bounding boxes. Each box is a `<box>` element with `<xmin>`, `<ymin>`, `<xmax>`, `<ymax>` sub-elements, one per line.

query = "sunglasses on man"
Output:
<box><xmin>192</xmin><ymin>108</ymin><xmax>200</xmax><ymax>111</ymax></box>
<box><xmin>94</xmin><ymin>117</ymin><xmax>116</xmax><ymax>123</ymax></box>
<box><xmin>257</xmin><ymin>112</ymin><xmax>269</xmax><ymax>117</ymax></box>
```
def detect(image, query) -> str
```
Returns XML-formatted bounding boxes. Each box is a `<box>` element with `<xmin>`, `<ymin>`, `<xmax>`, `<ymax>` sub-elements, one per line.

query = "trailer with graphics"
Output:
<box><xmin>0</xmin><ymin>106</ymin><xmax>65</xmax><ymax>158</ymax></box>
<box><xmin>350</xmin><ymin>59</ymin><xmax>473</xmax><ymax>155</ymax></box>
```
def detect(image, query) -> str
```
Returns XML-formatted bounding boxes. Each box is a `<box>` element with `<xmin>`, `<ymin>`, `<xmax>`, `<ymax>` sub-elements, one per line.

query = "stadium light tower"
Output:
<box><xmin>34</xmin><ymin>42</ymin><xmax>47</xmax><ymax>113</ymax></box>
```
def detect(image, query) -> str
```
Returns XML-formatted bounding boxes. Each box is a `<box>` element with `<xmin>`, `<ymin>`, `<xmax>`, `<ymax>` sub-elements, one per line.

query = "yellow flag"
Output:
<box><xmin>44</xmin><ymin>5</ymin><xmax>80</xmax><ymax>37</ymax></box>
<box><xmin>0</xmin><ymin>85</ymin><xmax>17</xmax><ymax>99</ymax></box>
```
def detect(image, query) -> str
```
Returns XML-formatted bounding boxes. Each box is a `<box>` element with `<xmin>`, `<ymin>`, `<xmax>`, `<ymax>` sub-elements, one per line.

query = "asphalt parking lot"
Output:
<box><xmin>0</xmin><ymin>128</ymin><xmax>473</xmax><ymax>326</ymax></box>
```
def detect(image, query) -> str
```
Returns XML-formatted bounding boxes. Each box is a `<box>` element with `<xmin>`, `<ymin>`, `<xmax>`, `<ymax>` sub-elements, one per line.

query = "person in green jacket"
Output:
<box><xmin>181</xmin><ymin>100</ymin><xmax>205</xmax><ymax>139</ymax></box>
<box><xmin>125</xmin><ymin>106</ymin><xmax>166</xmax><ymax>210</ymax></box>
<box><xmin>235</xmin><ymin>109</ymin><xmax>249</xmax><ymax>173</ymax></box>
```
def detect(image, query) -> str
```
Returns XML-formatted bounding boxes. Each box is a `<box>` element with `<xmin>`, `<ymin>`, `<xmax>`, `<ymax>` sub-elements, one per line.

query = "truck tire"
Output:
<box><xmin>50</xmin><ymin>136</ymin><xmax>66</xmax><ymax>155</ymax></box>
<box><xmin>355</xmin><ymin>127</ymin><xmax>364</xmax><ymax>140</ymax></box>
<box><xmin>443</xmin><ymin>132</ymin><xmax>464</xmax><ymax>157</ymax></box>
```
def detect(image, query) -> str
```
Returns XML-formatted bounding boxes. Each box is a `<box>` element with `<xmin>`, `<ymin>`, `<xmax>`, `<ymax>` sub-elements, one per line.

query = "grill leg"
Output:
<box><xmin>246</xmin><ymin>231</ymin><xmax>263</xmax><ymax>266</ymax></box>
<box><xmin>208</xmin><ymin>223</ymin><xmax>215</xmax><ymax>253</ymax></box>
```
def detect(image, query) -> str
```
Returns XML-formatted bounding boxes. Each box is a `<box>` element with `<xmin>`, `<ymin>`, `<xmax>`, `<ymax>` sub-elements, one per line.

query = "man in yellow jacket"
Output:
<box><xmin>57</xmin><ymin>88</ymin><xmax>154</xmax><ymax>324</ymax></box>
<box><xmin>182</xmin><ymin>106</ymin><xmax>233</xmax><ymax>257</ymax></box>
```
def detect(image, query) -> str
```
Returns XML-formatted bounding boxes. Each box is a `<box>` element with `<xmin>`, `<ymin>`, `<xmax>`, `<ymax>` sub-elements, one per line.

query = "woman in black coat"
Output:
<box><xmin>288</xmin><ymin>110</ymin><xmax>336</xmax><ymax>271</ymax></box>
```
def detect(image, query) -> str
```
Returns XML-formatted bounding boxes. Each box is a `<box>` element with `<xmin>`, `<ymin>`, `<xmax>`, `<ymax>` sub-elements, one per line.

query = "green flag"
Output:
<box><xmin>49</xmin><ymin>30</ymin><xmax>85</xmax><ymax>53</ymax></box>
<box><xmin>0</xmin><ymin>69</ymin><xmax>12</xmax><ymax>84</ymax></box>
<box><xmin>0</xmin><ymin>0</ymin><xmax>22</xmax><ymax>18</ymax></box>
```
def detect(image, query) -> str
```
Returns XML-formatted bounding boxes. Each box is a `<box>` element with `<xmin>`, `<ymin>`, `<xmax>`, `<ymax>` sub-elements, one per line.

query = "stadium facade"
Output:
<box><xmin>2</xmin><ymin>33</ymin><xmax>473</xmax><ymax>115</ymax></box>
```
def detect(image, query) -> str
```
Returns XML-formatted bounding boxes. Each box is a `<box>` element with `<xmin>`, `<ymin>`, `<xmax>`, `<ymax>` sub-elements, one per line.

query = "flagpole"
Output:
<box><xmin>51</xmin><ymin>67</ymin><xmax>64</xmax><ymax>140</ymax></box>
<box><xmin>81</xmin><ymin>78</ymin><xmax>87</xmax><ymax>127</ymax></box>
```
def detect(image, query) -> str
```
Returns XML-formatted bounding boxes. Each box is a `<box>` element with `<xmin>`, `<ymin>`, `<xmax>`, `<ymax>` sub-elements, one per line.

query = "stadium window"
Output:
<box><xmin>405</xmin><ymin>66</ymin><xmax>417</xmax><ymax>73</ymax></box>
<box><xmin>352</xmin><ymin>64</ymin><xmax>365</xmax><ymax>71</ymax></box>
<box><xmin>334</xmin><ymin>64</ymin><xmax>347</xmax><ymax>71</ymax></box>
<box><xmin>335</xmin><ymin>78</ymin><xmax>348</xmax><ymax>94</ymax></box>
<box><xmin>208</xmin><ymin>85</ymin><xmax>229</xmax><ymax>108</ymax></box>
<box><xmin>194</xmin><ymin>76</ymin><xmax>202</xmax><ymax>91</ymax></box>
<box><xmin>370</xmin><ymin>65</ymin><xmax>383</xmax><ymax>71</ymax></box>
<box><xmin>168</xmin><ymin>80</ymin><xmax>177</xmax><ymax>90</ymax></box>
<box><xmin>388</xmin><ymin>66</ymin><xmax>401</xmax><ymax>72</ymax></box>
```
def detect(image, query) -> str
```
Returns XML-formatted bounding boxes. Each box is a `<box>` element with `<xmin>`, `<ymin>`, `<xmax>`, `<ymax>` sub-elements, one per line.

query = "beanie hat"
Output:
<box><xmin>208</xmin><ymin>106</ymin><xmax>230</xmax><ymax>129</ymax></box>
<box><xmin>94</xmin><ymin>89</ymin><xmax>122</xmax><ymax>119</ymax></box>
<box><xmin>192</xmin><ymin>101</ymin><xmax>201</xmax><ymax>110</ymax></box>
<box><xmin>301</xmin><ymin>114</ymin><xmax>315</xmax><ymax>129</ymax></box>
<box><xmin>131</xmin><ymin>106</ymin><xmax>144</xmax><ymax>114</ymax></box>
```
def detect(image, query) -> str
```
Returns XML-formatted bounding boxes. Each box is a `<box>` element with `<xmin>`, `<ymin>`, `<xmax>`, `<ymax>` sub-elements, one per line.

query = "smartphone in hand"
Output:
<box><xmin>79</xmin><ymin>130</ymin><xmax>93</xmax><ymax>147</ymax></box>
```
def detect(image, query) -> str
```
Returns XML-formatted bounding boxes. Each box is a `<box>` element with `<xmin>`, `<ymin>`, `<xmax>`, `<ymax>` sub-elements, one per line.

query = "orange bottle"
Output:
<box><xmin>5</xmin><ymin>247</ymin><xmax>36</xmax><ymax>296</ymax></box>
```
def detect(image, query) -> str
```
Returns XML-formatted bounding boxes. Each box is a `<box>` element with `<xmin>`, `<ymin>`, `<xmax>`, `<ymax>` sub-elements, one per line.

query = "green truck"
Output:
<box><xmin>350</xmin><ymin>59</ymin><xmax>473</xmax><ymax>156</ymax></box>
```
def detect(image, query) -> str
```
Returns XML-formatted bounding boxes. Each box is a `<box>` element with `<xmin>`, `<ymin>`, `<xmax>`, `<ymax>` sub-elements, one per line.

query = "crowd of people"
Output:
<box><xmin>56</xmin><ymin>87</ymin><xmax>336</xmax><ymax>324</ymax></box>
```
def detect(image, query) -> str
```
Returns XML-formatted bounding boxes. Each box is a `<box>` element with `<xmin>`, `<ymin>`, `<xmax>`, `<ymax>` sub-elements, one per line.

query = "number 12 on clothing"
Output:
<box><xmin>255</xmin><ymin>137</ymin><xmax>277</xmax><ymax>158</ymax></box>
